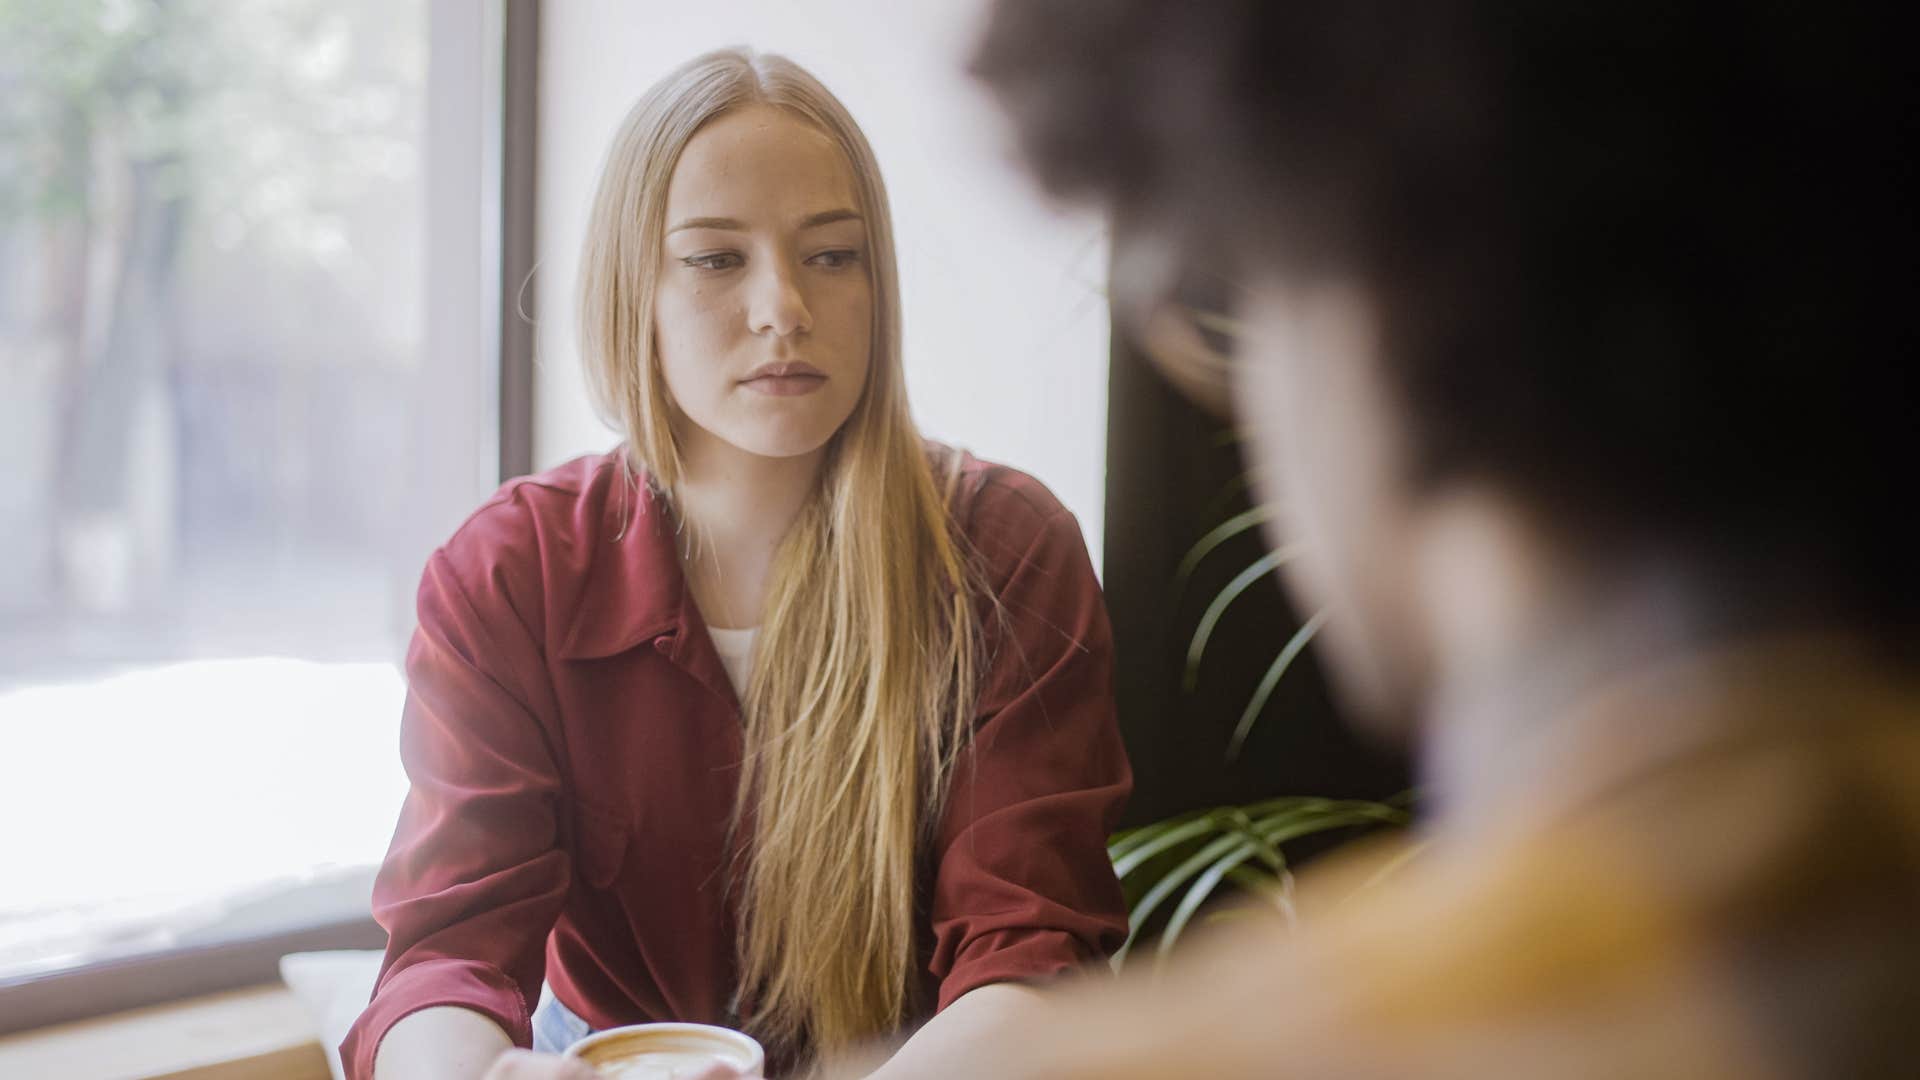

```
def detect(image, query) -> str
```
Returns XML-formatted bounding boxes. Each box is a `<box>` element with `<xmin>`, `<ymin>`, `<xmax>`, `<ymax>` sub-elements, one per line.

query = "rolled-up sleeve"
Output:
<box><xmin>340</xmin><ymin>537</ymin><xmax>572</xmax><ymax>1079</ymax></box>
<box><xmin>928</xmin><ymin>504</ymin><xmax>1132</xmax><ymax>1011</ymax></box>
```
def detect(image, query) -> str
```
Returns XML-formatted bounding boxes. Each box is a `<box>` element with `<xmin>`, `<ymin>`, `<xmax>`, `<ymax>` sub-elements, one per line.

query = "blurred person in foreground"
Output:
<box><xmin>944</xmin><ymin>3</ymin><xmax>1918</xmax><ymax>1077</ymax></box>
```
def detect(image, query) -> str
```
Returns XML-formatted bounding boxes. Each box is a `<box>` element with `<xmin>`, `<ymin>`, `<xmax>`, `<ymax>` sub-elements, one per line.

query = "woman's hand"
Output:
<box><xmin>479</xmin><ymin>1049</ymin><xmax>601</xmax><ymax>1079</ymax></box>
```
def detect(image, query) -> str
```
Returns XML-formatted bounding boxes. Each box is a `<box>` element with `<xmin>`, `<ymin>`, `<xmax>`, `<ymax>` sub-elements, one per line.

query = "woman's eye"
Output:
<box><xmin>808</xmin><ymin>249</ymin><xmax>861</xmax><ymax>270</ymax></box>
<box><xmin>681</xmin><ymin>252</ymin><xmax>742</xmax><ymax>271</ymax></box>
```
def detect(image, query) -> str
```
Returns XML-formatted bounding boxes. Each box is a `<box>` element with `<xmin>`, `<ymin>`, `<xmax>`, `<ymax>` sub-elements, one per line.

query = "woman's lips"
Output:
<box><xmin>741</xmin><ymin>362</ymin><xmax>827</xmax><ymax>396</ymax></box>
<box><xmin>742</xmin><ymin>372</ymin><xmax>827</xmax><ymax>396</ymax></box>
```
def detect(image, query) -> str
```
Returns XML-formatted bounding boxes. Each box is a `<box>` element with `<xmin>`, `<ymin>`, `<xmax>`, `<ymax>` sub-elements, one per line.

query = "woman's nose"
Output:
<box><xmin>748</xmin><ymin>262</ymin><xmax>812</xmax><ymax>338</ymax></box>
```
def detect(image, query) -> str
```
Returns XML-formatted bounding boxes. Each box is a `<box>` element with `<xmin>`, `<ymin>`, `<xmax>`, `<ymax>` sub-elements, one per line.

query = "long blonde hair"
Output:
<box><xmin>577</xmin><ymin>48</ymin><xmax>982</xmax><ymax>1055</ymax></box>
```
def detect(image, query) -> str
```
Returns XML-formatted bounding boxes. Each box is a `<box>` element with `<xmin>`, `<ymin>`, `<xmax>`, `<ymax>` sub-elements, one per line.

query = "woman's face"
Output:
<box><xmin>654</xmin><ymin>104</ymin><xmax>874</xmax><ymax>463</ymax></box>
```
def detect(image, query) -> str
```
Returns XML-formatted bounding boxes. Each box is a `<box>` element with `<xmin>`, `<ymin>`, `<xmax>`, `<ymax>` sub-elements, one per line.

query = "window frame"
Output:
<box><xmin>0</xmin><ymin>0</ymin><xmax>541</xmax><ymax>1037</ymax></box>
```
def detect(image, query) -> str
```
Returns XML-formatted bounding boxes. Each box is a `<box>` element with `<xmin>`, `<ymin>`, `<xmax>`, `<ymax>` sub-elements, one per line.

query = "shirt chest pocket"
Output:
<box><xmin>568</xmin><ymin>799</ymin><xmax>631</xmax><ymax>891</ymax></box>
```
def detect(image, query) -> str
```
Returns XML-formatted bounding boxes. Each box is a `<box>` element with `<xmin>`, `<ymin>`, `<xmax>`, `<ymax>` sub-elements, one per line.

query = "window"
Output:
<box><xmin>0</xmin><ymin>0</ymin><xmax>498</xmax><ymax>1016</ymax></box>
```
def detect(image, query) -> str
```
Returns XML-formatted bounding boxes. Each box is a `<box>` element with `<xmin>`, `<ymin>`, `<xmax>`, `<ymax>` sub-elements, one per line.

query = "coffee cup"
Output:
<box><xmin>563</xmin><ymin>1021</ymin><xmax>764</xmax><ymax>1079</ymax></box>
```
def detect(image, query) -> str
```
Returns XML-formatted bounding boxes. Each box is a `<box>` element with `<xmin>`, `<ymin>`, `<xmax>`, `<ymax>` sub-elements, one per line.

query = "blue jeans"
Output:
<box><xmin>531</xmin><ymin>985</ymin><xmax>594</xmax><ymax>1054</ymax></box>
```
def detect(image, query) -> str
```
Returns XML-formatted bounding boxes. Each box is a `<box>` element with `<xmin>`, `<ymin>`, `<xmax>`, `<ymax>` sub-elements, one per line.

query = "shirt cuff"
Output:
<box><xmin>340</xmin><ymin>958</ymin><xmax>533</xmax><ymax>1080</ymax></box>
<box><xmin>936</xmin><ymin>927</ymin><xmax>1103</xmax><ymax>1012</ymax></box>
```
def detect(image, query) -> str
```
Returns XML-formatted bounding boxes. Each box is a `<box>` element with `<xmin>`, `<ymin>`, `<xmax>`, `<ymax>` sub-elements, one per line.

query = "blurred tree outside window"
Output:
<box><xmin>0</xmin><ymin>0</ymin><xmax>436</xmax><ymax>985</ymax></box>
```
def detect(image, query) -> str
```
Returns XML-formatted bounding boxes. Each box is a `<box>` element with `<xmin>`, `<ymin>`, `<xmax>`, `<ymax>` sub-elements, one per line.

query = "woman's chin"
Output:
<box><xmin>713</xmin><ymin>424</ymin><xmax>843</xmax><ymax>463</ymax></box>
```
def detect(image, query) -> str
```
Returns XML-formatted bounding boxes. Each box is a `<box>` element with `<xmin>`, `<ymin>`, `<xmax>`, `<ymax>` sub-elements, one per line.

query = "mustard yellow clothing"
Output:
<box><xmin>997</xmin><ymin>637</ymin><xmax>1920</xmax><ymax>1079</ymax></box>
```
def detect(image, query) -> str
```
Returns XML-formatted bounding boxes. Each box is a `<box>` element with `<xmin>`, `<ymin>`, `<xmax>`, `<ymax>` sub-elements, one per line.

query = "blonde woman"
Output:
<box><xmin>341</xmin><ymin>48</ymin><xmax>1130</xmax><ymax>1080</ymax></box>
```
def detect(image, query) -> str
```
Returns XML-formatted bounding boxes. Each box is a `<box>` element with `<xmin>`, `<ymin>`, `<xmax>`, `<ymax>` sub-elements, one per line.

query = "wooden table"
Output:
<box><xmin>0</xmin><ymin>982</ymin><xmax>330</xmax><ymax>1079</ymax></box>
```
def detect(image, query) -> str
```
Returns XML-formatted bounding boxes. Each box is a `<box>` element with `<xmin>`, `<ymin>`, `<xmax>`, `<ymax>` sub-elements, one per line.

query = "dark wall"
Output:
<box><xmin>1102</xmin><ymin>325</ymin><xmax>1412</xmax><ymax>829</ymax></box>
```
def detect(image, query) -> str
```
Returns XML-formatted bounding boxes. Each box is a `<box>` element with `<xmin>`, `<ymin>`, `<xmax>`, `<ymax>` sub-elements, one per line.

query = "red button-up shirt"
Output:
<box><xmin>341</xmin><ymin>448</ymin><xmax>1131</xmax><ymax>1078</ymax></box>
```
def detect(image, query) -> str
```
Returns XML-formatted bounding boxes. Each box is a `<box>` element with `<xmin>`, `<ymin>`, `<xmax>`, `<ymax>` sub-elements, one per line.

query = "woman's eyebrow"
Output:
<box><xmin>668</xmin><ymin>216</ymin><xmax>746</xmax><ymax>234</ymax></box>
<box><xmin>667</xmin><ymin>209</ymin><xmax>863</xmax><ymax>234</ymax></box>
<box><xmin>798</xmin><ymin>208</ymin><xmax>862</xmax><ymax>229</ymax></box>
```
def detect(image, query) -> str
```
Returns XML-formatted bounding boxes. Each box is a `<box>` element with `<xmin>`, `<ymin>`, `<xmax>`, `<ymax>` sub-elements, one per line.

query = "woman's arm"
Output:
<box><xmin>341</xmin><ymin>518</ymin><xmax>579</xmax><ymax>1078</ymax></box>
<box><xmin>374</xmin><ymin>1007</ymin><xmax>604</xmax><ymax>1080</ymax></box>
<box><xmin>373</xmin><ymin>1006</ymin><xmax>513</xmax><ymax>1080</ymax></box>
<box><xmin>921</xmin><ymin>498</ymin><xmax>1132</xmax><ymax>1012</ymax></box>
<box><xmin>366</xmin><ymin>999</ymin><xmax>591</xmax><ymax>1076</ymax></box>
<box><xmin>436</xmin><ymin>988</ymin><xmax>1051</xmax><ymax>1080</ymax></box>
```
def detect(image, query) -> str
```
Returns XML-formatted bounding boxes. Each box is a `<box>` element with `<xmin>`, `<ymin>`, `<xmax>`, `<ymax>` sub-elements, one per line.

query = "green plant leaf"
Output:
<box><xmin>1254</xmin><ymin>798</ymin><xmax>1405</xmax><ymax>829</ymax></box>
<box><xmin>1221</xmin><ymin>865</ymin><xmax>1291</xmax><ymax>907</ymax></box>
<box><xmin>1113</xmin><ymin>829</ymin><xmax>1245</xmax><ymax>969</ymax></box>
<box><xmin>1198</xmin><ymin>904</ymin><xmax>1268</xmax><ymax>930</ymax></box>
<box><xmin>1237</xmin><ymin>795</ymin><xmax>1326</xmax><ymax>818</ymax></box>
<box><xmin>1106</xmin><ymin>796</ymin><xmax>1408</xmax><ymax>971</ymax></box>
<box><xmin>1220</xmin><ymin>807</ymin><xmax>1285</xmax><ymax>874</ymax></box>
<box><xmin>1254</xmin><ymin>804</ymin><xmax>1406</xmax><ymax>848</ymax></box>
<box><xmin>1155</xmin><ymin>839</ymin><xmax>1265</xmax><ymax>972</ymax></box>
<box><xmin>1173</xmin><ymin>505</ymin><xmax>1274</xmax><ymax>596</ymax></box>
<box><xmin>1108</xmin><ymin>809</ymin><xmax>1213</xmax><ymax>866</ymax></box>
<box><xmin>1198</xmin><ymin>472</ymin><xmax>1254</xmax><ymax>527</ymax></box>
<box><xmin>1107</xmin><ymin>809</ymin><xmax>1204</xmax><ymax>863</ymax></box>
<box><xmin>1184</xmin><ymin>546</ymin><xmax>1298</xmax><ymax>691</ymax></box>
<box><xmin>1111</xmin><ymin>811</ymin><xmax>1227</xmax><ymax>880</ymax></box>
<box><xmin>1225</xmin><ymin>607</ymin><xmax>1330</xmax><ymax>759</ymax></box>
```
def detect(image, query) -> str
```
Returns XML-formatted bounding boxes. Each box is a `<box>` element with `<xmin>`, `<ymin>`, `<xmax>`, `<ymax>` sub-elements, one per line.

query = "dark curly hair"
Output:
<box><xmin>975</xmin><ymin>0</ymin><xmax>1915</xmax><ymax>639</ymax></box>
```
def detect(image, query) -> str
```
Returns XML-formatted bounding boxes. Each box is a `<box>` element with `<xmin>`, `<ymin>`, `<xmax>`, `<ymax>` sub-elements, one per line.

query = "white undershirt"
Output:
<box><xmin>707</xmin><ymin>625</ymin><xmax>759</xmax><ymax>698</ymax></box>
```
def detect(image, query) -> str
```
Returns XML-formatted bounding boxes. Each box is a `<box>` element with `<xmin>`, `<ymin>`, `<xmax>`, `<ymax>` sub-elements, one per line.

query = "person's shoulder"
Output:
<box><xmin>431</xmin><ymin>448</ymin><xmax>631</xmax><ymax>604</ymax></box>
<box><xmin>931</xmin><ymin>442</ymin><xmax>1079</xmax><ymax>552</ymax></box>
<box><xmin>926</xmin><ymin>443</ymin><xmax>1099</xmax><ymax>611</ymax></box>
<box><xmin>442</xmin><ymin>449</ymin><xmax>624</xmax><ymax>552</ymax></box>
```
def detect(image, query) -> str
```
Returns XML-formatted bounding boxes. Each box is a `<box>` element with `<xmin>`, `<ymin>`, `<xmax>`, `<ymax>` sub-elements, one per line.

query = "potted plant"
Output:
<box><xmin>1103</xmin><ymin>326</ymin><xmax>1412</xmax><ymax>972</ymax></box>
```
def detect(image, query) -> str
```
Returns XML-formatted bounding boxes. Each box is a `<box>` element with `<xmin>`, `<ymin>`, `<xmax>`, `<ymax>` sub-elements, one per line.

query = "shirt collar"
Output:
<box><xmin>555</xmin><ymin>461</ymin><xmax>686</xmax><ymax>661</ymax></box>
<box><xmin>551</xmin><ymin>456</ymin><xmax>740</xmax><ymax>707</ymax></box>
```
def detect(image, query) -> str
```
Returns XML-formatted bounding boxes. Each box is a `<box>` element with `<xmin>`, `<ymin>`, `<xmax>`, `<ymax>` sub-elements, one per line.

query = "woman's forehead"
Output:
<box><xmin>666</xmin><ymin>105</ymin><xmax>858</xmax><ymax>225</ymax></box>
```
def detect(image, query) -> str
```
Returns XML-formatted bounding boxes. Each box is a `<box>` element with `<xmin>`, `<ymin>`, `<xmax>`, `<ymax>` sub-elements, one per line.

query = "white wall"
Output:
<box><xmin>535</xmin><ymin>0</ymin><xmax>1110</xmax><ymax>569</ymax></box>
